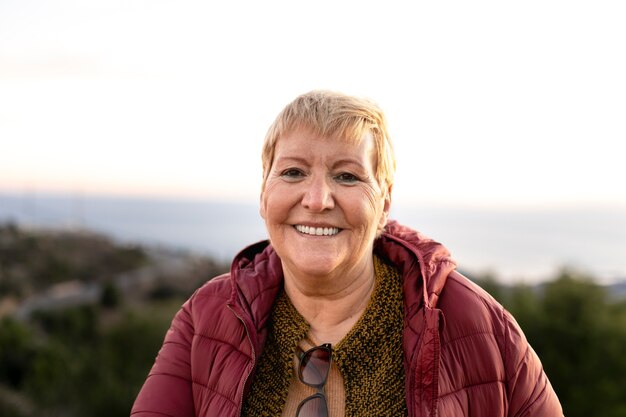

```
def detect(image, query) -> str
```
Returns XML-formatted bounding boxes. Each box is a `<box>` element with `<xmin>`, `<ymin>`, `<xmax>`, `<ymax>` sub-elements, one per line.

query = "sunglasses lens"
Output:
<box><xmin>296</xmin><ymin>394</ymin><xmax>328</xmax><ymax>417</ymax></box>
<box><xmin>300</xmin><ymin>346</ymin><xmax>331</xmax><ymax>386</ymax></box>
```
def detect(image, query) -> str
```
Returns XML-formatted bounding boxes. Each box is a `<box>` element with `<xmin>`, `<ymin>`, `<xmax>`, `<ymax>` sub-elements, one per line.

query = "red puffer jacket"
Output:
<box><xmin>131</xmin><ymin>221</ymin><xmax>563</xmax><ymax>417</ymax></box>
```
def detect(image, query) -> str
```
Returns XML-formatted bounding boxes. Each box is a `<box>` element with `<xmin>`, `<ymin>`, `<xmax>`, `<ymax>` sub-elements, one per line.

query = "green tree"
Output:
<box><xmin>502</xmin><ymin>271</ymin><xmax>626</xmax><ymax>417</ymax></box>
<box><xmin>100</xmin><ymin>281</ymin><xmax>122</xmax><ymax>308</ymax></box>
<box><xmin>0</xmin><ymin>318</ymin><xmax>36</xmax><ymax>389</ymax></box>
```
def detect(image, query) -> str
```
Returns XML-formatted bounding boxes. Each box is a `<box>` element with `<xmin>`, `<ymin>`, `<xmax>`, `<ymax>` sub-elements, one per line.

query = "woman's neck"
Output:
<box><xmin>282</xmin><ymin>259</ymin><xmax>376</xmax><ymax>346</ymax></box>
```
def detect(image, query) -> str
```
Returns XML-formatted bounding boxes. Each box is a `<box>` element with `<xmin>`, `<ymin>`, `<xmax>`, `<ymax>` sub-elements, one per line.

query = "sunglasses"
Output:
<box><xmin>296</xmin><ymin>343</ymin><xmax>332</xmax><ymax>417</ymax></box>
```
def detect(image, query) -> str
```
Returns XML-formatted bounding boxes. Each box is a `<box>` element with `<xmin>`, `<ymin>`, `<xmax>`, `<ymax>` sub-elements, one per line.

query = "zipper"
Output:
<box><xmin>227</xmin><ymin>304</ymin><xmax>256</xmax><ymax>416</ymax></box>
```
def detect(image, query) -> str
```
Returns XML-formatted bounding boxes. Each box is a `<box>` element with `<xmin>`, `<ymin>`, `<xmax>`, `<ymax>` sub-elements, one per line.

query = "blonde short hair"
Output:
<box><xmin>261</xmin><ymin>90</ymin><xmax>396</xmax><ymax>191</ymax></box>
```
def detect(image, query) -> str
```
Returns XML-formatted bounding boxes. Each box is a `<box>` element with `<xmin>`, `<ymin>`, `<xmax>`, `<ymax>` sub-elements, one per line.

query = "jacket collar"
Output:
<box><xmin>377</xmin><ymin>220</ymin><xmax>456</xmax><ymax>311</ymax></box>
<box><xmin>227</xmin><ymin>240</ymin><xmax>284</xmax><ymax>336</ymax></box>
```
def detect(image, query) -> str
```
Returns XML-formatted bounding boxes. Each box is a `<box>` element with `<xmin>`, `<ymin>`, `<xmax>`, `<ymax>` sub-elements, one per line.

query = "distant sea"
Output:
<box><xmin>1</xmin><ymin>191</ymin><xmax>625</xmax><ymax>285</ymax></box>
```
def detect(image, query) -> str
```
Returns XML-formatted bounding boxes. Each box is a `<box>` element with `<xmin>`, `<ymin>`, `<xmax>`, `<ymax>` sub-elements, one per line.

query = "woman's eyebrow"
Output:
<box><xmin>273</xmin><ymin>155</ymin><xmax>310</xmax><ymax>166</ymax></box>
<box><xmin>331</xmin><ymin>158</ymin><xmax>366</xmax><ymax>170</ymax></box>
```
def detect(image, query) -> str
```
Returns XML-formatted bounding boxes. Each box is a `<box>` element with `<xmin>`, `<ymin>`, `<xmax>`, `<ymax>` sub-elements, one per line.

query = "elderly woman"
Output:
<box><xmin>131</xmin><ymin>91</ymin><xmax>563</xmax><ymax>417</ymax></box>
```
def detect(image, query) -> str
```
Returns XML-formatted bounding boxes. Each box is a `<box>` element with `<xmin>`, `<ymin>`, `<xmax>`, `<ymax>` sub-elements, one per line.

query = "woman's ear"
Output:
<box><xmin>259</xmin><ymin>191</ymin><xmax>266</xmax><ymax>220</ymax></box>
<box><xmin>378</xmin><ymin>184</ymin><xmax>393</xmax><ymax>230</ymax></box>
<box><xmin>384</xmin><ymin>184</ymin><xmax>392</xmax><ymax>215</ymax></box>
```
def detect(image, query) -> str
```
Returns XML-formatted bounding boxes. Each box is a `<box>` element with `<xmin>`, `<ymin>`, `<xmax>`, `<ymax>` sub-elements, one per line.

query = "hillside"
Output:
<box><xmin>0</xmin><ymin>222</ymin><xmax>228</xmax><ymax>318</ymax></box>
<box><xmin>0</xmin><ymin>222</ymin><xmax>229</xmax><ymax>417</ymax></box>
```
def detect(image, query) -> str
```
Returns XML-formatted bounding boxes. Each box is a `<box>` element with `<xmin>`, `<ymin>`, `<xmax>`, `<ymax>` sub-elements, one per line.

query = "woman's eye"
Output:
<box><xmin>281</xmin><ymin>169</ymin><xmax>304</xmax><ymax>179</ymax></box>
<box><xmin>335</xmin><ymin>173</ymin><xmax>358</xmax><ymax>183</ymax></box>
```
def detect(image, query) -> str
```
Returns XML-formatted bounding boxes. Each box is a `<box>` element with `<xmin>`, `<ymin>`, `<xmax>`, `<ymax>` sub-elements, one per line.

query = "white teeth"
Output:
<box><xmin>295</xmin><ymin>225</ymin><xmax>340</xmax><ymax>236</ymax></box>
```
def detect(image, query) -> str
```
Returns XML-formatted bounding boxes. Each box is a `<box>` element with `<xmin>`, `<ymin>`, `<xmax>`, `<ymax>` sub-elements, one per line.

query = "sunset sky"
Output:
<box><xmin>1</xmin><ymin>0</ymin><xmax>625</xmax><ymax>209</ymax></box>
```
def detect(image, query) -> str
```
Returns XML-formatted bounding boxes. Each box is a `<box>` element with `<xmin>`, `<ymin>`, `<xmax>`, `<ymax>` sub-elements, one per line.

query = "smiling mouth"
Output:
<box><xmin>294</xmin><ymin>225</ymin><xmax>341</xmax><ymax>236</ymax></box>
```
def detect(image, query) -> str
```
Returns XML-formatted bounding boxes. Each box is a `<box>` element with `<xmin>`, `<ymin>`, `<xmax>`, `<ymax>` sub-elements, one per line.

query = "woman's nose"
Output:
<box><xmin>301</xmin><ymin>176</ymin><xmax>335</xmax><ymax>212</ymax></box>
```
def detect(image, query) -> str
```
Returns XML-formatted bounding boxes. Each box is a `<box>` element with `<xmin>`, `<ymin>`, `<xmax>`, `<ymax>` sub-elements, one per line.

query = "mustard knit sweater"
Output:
<box><xmin>242</xmin><ymin>256</ymin><xmax>407</xmax><ymax>417</ymax></box>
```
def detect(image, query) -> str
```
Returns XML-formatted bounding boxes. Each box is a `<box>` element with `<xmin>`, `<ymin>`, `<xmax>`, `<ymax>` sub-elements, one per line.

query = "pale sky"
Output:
<box><xmin>1</xmin><ymin>0</ymin><xmax>625</xmax><ymax>209</ymax></box>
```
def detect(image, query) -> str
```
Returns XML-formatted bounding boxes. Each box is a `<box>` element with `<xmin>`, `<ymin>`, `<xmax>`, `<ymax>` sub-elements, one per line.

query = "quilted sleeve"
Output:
<box><xmin>130</xmin><ymin>299</ymin><xmax>196</xmax><ymax>417</ymax></box>
<box><xmin>504</xmin><ymin>310</ymin><xmax>563</xmax><ymax>417</ymax></box>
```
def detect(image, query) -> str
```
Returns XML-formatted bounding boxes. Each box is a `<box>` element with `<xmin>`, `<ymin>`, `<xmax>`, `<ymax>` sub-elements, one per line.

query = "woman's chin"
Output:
<box><xmin>283</xmin><ymin>256</ymin><xmax>342</xmax><ymax>280</ymax></box>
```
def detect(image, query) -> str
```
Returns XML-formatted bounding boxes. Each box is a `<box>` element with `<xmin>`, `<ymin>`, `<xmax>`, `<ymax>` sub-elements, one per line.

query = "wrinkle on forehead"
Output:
<box><xmin>273</xmin><ymin>128</ymin><xmax>377</xmax><ymax>175</ymax></box>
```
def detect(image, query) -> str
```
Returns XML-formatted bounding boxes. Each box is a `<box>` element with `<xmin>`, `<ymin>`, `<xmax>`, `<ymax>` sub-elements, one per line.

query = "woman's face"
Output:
<box><xmin>260</xmin><ymin>127</ymin><xmax>391</xmax><ymax>280</ymax></box>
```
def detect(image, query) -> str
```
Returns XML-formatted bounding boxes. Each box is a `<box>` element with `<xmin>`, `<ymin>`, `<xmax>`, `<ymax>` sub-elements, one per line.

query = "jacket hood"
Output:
<box><xmin>377</xmin><ymin>220</ymin><xmax>457</xmax><ymax>311</ymax></box>
<box><xmin>227</xmin><ymin>240</ymin><xmax>283</xmax><ymax>342</ymax></box>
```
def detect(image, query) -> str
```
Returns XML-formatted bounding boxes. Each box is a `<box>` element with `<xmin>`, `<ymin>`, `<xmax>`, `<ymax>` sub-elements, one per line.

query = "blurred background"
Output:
<box><xmin>1</xmin><ymin>1</ymin><xmax>625</xmax><ymax>416</ymax></box>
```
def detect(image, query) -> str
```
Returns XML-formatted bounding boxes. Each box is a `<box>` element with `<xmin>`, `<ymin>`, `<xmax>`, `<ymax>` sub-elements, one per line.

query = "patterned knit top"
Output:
<box><xmin>242</xmin><ymin>255</ymin><xmax>407</xmax><ymax>417</ymax></box>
